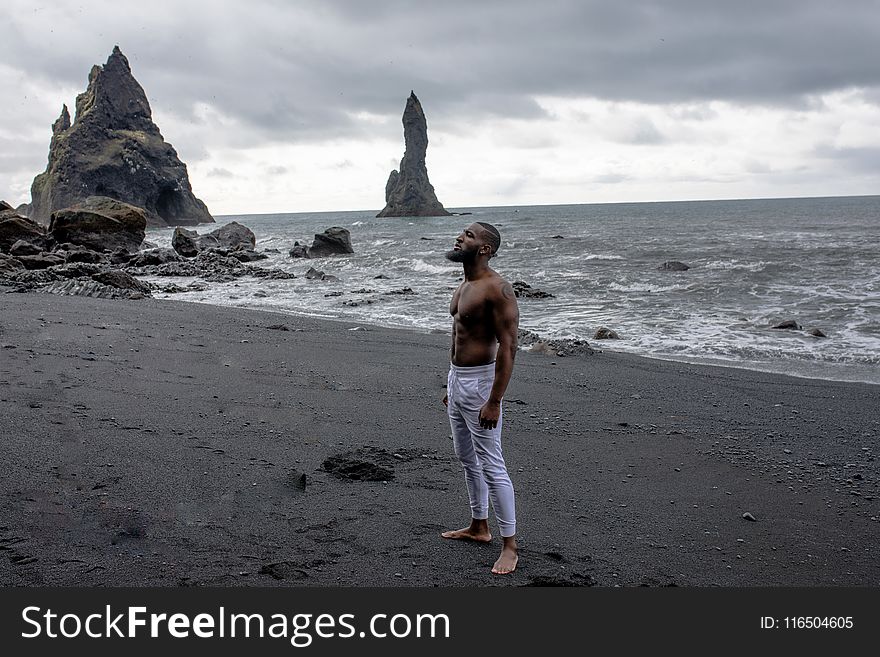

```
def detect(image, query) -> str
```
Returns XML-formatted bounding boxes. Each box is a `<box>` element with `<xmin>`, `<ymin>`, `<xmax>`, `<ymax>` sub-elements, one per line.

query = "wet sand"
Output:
<box><xmin>1</xmin><ymin>292</ymin><xmax>878</xmax><ymax>586</ymax></box>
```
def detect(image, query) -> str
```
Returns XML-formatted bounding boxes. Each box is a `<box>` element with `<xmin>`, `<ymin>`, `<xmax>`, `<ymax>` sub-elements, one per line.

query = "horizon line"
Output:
<box><xmin>213</xmin><ymin>192</ymin><xmax>880</xmax><ymax>218</ymax></box>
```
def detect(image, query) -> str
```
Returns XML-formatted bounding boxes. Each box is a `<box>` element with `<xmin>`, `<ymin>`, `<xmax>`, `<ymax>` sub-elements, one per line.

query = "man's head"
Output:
<box><xmin>446</xmin><ymin>222</ymin><xmax>502</xmax><ymax>263</ymax></box>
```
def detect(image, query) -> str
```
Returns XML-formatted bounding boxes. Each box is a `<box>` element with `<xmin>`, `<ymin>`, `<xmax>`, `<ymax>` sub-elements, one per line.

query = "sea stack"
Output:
<box><xmin>376</xmin><ymin>91</ymin><xmax>450</xmax><ymax>218</ymax></box>
<box><xmin>28</xmin><ymin>46</ymin><xmax>213</xmax><ymax>227</ymax></box>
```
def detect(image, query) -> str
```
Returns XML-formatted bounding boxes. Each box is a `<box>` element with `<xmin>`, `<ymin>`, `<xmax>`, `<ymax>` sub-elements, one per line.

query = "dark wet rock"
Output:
<box><xmin>289</xmin><ymin>227</ymin><xmax>353</xmax><ymax>259</ymax></box>
<box><xmin>771</xmin><ymin>320</ymin><xmax>802</xmax><ymax>330</ymax></box>
<box><xmin>92</xmin><ymin>269</ymin><xmax>152</xmax><ymax>294</ymax></box>
<box><xmin>512</xmin><ymin>280</ymin><xmax>554</xmax><ymax>299</ymax></box>
<box><xmin>172</xmin><ymin>222</ymin><xmax>256</xmax><ymax>258</ymax></box>
<box><xmin>54</xmin><ymin>262</ymin><xmax>105</xmax><ymax>279</ymax></box>
<box><xmin>126</xmin><ymin>248</ymin><xmax>291</xmax><ymax>285</ymax></box>
<box><xmin>43</xmin><ymin>278</ymin><xmax>147</xmax><ymax>300</ymax></box>
<box><xmin>385</xmin><ymin>287</ymin><xmax>416</xmax><ymax>295</ymax></box>
<box><xmin>157</xmin><ymin>281</ymin><xmax>207</xmax><ymax>294</ymax></box>
<box><xmin>28</xmin><ymin>47</ymin><xmax>212</xmax><ymax>227</ymax></box>
<box><xmin>0</xmin><ymin>200</ymin><xmax>12</xmax><ymax>212</ymax></box>
<box><xmin>551</xmin><ymin>235</ymin><xmax>565</xmax><ymax>239</ymax></box>
<box><xmin>807</xmin><ymin>328</ymin><xmax>827</xmax><ymax>338</ymax></box>
<box><xmin>321</xmin><ymin>447</ymin><xmax>395</xmax><ymax>481</ymax></box>
<box><xmin>658</xmin><ymin>261</ymin><xmax>690</xmax><ymax>271</ymax></box>
<box><xmin>230</xmin><ymin>250</ymin><xmax>268</xmax><ymax>263</ymax></box>
<box><xmin>0</xmin><ymin>253</ymin><xmax>25</xmax><ymax>274</ymax></box>
<box><xmin>48</xmin><ymin>196</ymin><xmax>147</xmax><ymax>253</ymax></box>
<box><xmin>521</xmin><ymin>328</ymin><xmax>597</xmax><ymax>357</ymax></box>
<box><xmin>373</xmin><ymin>274</ymin><xmax>391</xmax><ymax>279</ymax></box>
<box><xmin>0</xmin><ymin>213</ymin><xmax>48</xmax><ymax>253</ymax></box>
<box><xmin>304</xmin><ymin>266</ymin><xmax>338</xmax><ymax>282</ymax></box>
<box><xmin>377</xmin><ymin>92</ymin><xmax>450</xmax><ymax>218</ymax></box>
<box><xmin>517</xmin><ymin>328</ymin><xmax>543</xmax><ymax>346</ymax></box>
<box><xmin>126</xmin><ymin>248</ymin><xmax>182</xmax><ymax>267</ymax></box>
<box><xmin>171</xmin><ymin>227</ymin><xmax>199</xmax><ymax>257</ymax></box>
<box><xmin>109</xmin><ymin>247</ymin><xmax>133</xmax><ymax>265</ymax></box>
<box><xmin>594</xmin><ymin>326</ymin><xmax>620</xmax><ymax>340</ymax></box>
<box><xmin>206</xmin><ymin>221</ymin><xmax>256</xmax><ymax>251</ymax></box>
<box><xmin>308</xmin><ymin>227</ymin><xmax>354</xmax><ymax>258</ymax></box>
<box><xmin>10</xmin><ymin>240</ymin><xmax>43</xmax><ymax>257</ymax></box>
<box><xmin>247</xmin><ymin>267</ymin><xmax>295</xmax><ymax>280</ymax></box>
<box><xmin>288</xmin><ymin>242</ymin><xmax>310</xmax><ymax>259</ymax></box>
<box><xmin>15</xmin><ymin>253</ymin><xmax>66</xmax><ymax>270</ymax></box>
<box><xmin>54</xmin><ymin>243</ymin><xmax>109</xmax><ymax>264</ymax></box>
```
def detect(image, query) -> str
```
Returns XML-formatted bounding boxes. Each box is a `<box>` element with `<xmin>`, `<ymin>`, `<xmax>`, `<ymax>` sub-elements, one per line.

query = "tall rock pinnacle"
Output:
<box><xmin>376</xmin><ymin>91</ymin><xmax>450</xmax><ymax>218</ymax></box>
<box><xmin>29</xmin><ymin>46</ymin><xmax>213</xmax><ymax>226</ymax></box>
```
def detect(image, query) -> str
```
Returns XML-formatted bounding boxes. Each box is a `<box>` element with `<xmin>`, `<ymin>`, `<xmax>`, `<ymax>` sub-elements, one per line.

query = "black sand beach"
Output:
<box><xmin>1</xmin><ymin>292</ymin><xmax>878</xmax><ymax>586</ymax></box>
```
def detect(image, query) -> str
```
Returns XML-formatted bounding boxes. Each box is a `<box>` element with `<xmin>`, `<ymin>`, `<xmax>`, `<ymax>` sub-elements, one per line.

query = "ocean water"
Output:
<box><xmin>145</xmin><ymin>196</ymin><xmax>880</xmax><ymax>385</ymax></box>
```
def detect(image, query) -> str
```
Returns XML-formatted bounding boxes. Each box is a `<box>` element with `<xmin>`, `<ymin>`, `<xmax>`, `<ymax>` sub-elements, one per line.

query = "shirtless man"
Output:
<box><xmin>442</xmin><ymin>222</ymin><xmax>519</xmax><ymax>575</ymax></box>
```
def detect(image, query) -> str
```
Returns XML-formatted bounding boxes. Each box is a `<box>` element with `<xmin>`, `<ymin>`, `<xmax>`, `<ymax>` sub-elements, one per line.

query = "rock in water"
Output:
<box><xmin>309</xmin><ymin>227</ymin><xmax>353</xmax><ymax>257</ymax></box>
<box><xmin>376</xmin><ymin>92</ymin><xmax>451</xmax><ymax>218</ymax></box>
<box><xmin>171</xmin><ymin>221</ymin><xmax>257</xmax><ymax>257</ymax></box>
<box><xmin>658</xmin><ymin>261</ymin><xmax>690</xmax><ymax>271</ymax></box>
<box><xmin>289</xmin><ymin>227</ymin><xmax>354</xmax><ymax>258</ymax></box>
<box><xmin>28</xmin><ymin>46</ymin><xmax>213</xmax><ymax>227</ymax></box>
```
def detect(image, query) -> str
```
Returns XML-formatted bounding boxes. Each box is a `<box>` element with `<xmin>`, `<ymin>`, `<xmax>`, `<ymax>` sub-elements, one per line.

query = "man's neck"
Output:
<box><xmin>462</xmin><ymin>260</ymin><xmax>491</xmax><ymax>281</ymax></box>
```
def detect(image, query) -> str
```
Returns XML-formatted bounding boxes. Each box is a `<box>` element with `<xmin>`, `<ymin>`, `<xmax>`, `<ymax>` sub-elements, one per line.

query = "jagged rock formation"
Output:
<box><xmin>376</xmin><ymin>92</ymin><xmax>450</xmax><ymax>218</ymax></box>
<box><xmin>29</xmin><ymin>46</ymin><xmax>213</xmax><ymax>227</ymax></box>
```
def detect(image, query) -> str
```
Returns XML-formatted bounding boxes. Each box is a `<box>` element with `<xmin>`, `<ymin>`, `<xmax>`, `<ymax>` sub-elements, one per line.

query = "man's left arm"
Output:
<box><xmin>479</xmin><ymin>281</ymin><xmax>519</xmax><ymax>429</ymax></box>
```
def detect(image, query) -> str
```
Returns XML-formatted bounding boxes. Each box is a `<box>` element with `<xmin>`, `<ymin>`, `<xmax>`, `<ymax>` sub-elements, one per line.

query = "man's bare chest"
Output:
<box><xmin>450</xmin><ymin>284</ymin><xmax>490</xmax><ymax>324</ymax></box>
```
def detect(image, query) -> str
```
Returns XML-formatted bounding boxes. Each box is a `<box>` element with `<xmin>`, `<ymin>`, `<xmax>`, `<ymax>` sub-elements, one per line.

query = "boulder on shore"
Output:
<box><xmin>48</xmin><ymin>196</ymin><xmax>146</xmax><ymax>253</ymax></box>
<box><xmin>0</xmin><ymin>212</ymin><xmax>48</xmax><ymax>253</ymax></box>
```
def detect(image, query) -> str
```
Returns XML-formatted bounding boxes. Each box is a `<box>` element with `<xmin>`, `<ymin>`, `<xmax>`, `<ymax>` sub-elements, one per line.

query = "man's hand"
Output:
<box><xmin>479</xmin><ymin>400</ymin><xmax>501</xmax><ymax>429</ymax></box>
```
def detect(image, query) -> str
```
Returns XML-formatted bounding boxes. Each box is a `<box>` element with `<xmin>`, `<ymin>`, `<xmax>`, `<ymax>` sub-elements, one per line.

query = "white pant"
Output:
<box><xmin>447</xmin><ymin>362</ymin><xmax>516</xmax><ymax>537</ymax></box>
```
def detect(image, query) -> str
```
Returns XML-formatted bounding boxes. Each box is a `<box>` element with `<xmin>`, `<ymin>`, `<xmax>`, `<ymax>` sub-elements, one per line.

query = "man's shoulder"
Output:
<box><xmin>488</xmin><ymin>272</ymin><xmax>516</xmax><ymax>301</ymax></box>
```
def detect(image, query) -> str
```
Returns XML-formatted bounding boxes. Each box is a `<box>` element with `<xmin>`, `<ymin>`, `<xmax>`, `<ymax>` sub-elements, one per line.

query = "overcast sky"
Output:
<box><xmin>2</xmin><ymin>0</ymin><xmax>879</xmax><ymax>214</ymax></box>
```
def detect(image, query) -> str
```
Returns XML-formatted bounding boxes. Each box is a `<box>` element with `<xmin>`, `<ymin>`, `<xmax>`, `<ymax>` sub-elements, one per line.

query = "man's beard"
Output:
<box><xmin>445</xmin><ymin>248</ymin><xmax>473</xmax><ymax>263</ymax></box>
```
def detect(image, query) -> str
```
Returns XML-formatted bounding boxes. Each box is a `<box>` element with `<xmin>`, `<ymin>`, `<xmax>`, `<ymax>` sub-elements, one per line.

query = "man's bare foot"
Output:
<box><xmin>492</xmin><ymin>538</ymin><xmax>518</xmax><ymax>575</ymax></box>
<box><xmin>441</xmin><ymin>526</ymin><xmax>492</xmax><ymax>542</ymax></box>
<box><xmin>441</xmin><ymin>518</ymin><xmax>492</xmax><ymax>543</ymax></box>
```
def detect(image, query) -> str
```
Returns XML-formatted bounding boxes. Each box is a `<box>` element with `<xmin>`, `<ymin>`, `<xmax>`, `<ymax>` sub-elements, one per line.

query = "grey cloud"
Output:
<box><xmin>207</xmin><ymin>168</ymin><xmax>234</xmax><ymax>178</ymax></box>
<box><xmin>813</xmin><ymin>143</ymin><xmax>880</xmax><ymax>172</ymax></box>
<box><xmin>3</xmin><ymin>0</ymin><xmax>878</xmax><ymax>146</ymax></box>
